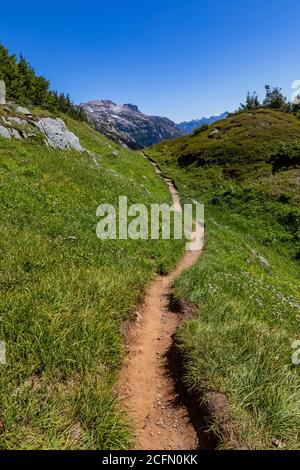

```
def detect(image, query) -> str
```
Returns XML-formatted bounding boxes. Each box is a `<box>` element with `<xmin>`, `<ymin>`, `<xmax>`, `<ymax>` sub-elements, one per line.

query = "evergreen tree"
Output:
<box><xmin>0</xmin><ymin>43</ymin><xmax>86</xmax><ymax>121</ymax></box>
<box><xmin>263</xmin><ymin>85</ymin><xmax>287</xmax><ymax>110</ymax></box>
<box><xmin>291</xmin><ymin>93</ymin><xmax>300</xmax><ymax>116</ymax></box>
<box><xmin>240</xmin><ymin>91</ymin><xmax>260</xmax><ymax>110</ymax></box>
<box><xmin>17</xmin><ymin>55</ymin><xmax>39</xmax><ymax>104</ymax></box>
<box><xmin>32</xmin><ymin>75</ymin><xmax>50</xmax><ymax>106</ymax></box>
<box><xmin>0</xmin><ymin>45</ymin><xmax>20</xmax><ymax>100</ymax></box>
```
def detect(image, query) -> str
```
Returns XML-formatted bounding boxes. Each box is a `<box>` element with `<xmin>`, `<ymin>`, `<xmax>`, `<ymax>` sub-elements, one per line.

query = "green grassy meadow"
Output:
<box><xmin>0</xmin><ymin>116</ymin><xmax>184</xmax><ymax>449</ymax></box>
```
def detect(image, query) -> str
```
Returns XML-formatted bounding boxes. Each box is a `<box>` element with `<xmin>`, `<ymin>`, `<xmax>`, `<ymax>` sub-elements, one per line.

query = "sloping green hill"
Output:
<box><xmin>149</xmin><ymin>109</ymin><xmax>300</xmax><ymax>258</ymax></box>
<box><xmin>153</xmin><ymin>108</ymin><xmax>300</xmax><ymax>168</ymax></box>
<box><xmin>0</xmin><ymin>115</ymin><xmax>183</xmax><ymax>449</ymax></box>
<box><xmin>146</xmin><ymin>109</ymin><xmax>300</xmax><ymax>449</ymax></box>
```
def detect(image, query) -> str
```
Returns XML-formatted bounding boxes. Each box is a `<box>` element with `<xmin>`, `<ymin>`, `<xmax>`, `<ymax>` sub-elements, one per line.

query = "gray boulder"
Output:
<box><xmin>249</xmin><ymin>248</ymin><xmax>270</xmax><ymax>268</ymax></box>
<box><xmin>8</xmin><ymin>116</ymin><xmax>27</xmax><ymax>126</ymax></box>
<box><xmin>208</xmin><ymin>128</ymin><xmax>220</xmax><ymax>139</ymax></box>
<box><xmin>9</xmin><ymin>128</ymin><xmax>21</xmax><ymax>139</ymax></box>
<box><xmin>0</xmin><ymin>125</ymin><xmax>11</xmax><ymax>139</ymax></box>
<box><xmin>15</xmin><ymin>105</ymin><xmax>31</xmax><ymax>115</ymax></box>
<box><xmin>0</xmin><ymin>81</ymin><xmax>6</xmax><ymax>105</ymax></box>
<box><xmin>0</xmin><ymin>125</ymin><xmax>22</xmax><ymax>140</ymax></box>
<box><xmin>86</xmin><ymin>150</ymin><xmax>101</xmax><ymax>168</ymax></box>
<box><xmin>34</xmin><ymin>117</ymin><xmax>84</xmax><ymax>151</ymax></box>
<box><xmin>259</xmin><ymin>256</ymin><xmax>270</xmax><ymax>267</ymax></box>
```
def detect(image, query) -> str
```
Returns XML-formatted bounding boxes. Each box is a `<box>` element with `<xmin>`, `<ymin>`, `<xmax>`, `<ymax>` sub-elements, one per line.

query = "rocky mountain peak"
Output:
<box><xmin>84</xmin><ymin>99</ymin><xmax>117</xmax><ymax>108</ymax></box>
<box><xmin>123</xmin><ymin>103</ymin><xmax>140</xmax><ymax>113</ymax></box>
<box><xmin>80</xmin><ymin>99</ymin><xmax>184</xmax><ymax>149</ymax></box>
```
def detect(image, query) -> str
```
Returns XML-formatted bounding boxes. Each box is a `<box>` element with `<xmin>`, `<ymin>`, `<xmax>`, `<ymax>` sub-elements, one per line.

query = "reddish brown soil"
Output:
<box><xmin>118</xmin><ymin>159</ymin><xmax>203</xmax><ymax>450</ymax></box>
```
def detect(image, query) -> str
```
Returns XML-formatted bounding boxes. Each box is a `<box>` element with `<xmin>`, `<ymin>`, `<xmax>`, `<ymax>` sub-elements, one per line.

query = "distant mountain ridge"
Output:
<box><xmin>80</xmin><ymin>100</ymin><xmax>184</xmax><ymax>149</ymax></box>
<box><xmin>177</xmin><ymin>112</ymin><xmax>229</xmax><ymax>134</ymax></box>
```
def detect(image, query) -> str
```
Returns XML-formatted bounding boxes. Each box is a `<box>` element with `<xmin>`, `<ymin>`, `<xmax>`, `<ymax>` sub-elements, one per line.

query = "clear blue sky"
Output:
<box><xmin>1</xmin><ymin>0</ymin><xmax>299</xmax><ymax>121</ymax></box>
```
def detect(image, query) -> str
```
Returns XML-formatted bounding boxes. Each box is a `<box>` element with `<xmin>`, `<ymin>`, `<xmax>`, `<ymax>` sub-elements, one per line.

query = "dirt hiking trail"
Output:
<box><xmin>118</xmin><ymin>158</ymin><xmax>205</xmax><ymax>450</ymax></box>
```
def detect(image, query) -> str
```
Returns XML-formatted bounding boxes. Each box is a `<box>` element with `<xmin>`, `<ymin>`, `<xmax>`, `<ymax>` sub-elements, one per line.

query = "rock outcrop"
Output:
<box><xmin>80</xmin><ymin>100</ymin><xmax>184</xmax><ymax>149</ymax></box>
<box><xmin>15</xmin><ymin>105</ymin><xmax>30</xmax><ymax>115</ymax></box>
<box><xmin>0</xmin><ymin>80</ymin><xmax>6</xmax><ymax>105</ymax></box>
<box><xmin>0</xmin><ymin>80</ymin><xmax>84</xmax><ymax>151</ymax></box>
<box><xmin>0</xmin><ymin>108</ymin><xmax>84</xmax><ymax>152</ymax></box>
<box><xmin>0</xmin><ymin>125</ymin><xmax>11</xmax><ymax>139</ymax></box>
<box><xmin>34</xmin><ymin>117</ymin><xmax>84</xmax><ymax>151</ymax></box>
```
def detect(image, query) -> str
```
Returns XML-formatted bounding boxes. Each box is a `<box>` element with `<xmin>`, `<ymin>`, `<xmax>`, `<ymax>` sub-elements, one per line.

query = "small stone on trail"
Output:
<box><xmin>155</xmin><ymin>418</ymin><xmax>164</xmax><ymax>427</ymax></box>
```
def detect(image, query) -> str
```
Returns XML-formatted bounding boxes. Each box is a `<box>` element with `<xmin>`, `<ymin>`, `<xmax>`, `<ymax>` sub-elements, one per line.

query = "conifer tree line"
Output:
<box><xmin>0</xmin><ymin>44</ymin><xmax>86</xmax><ymax>121</ymax></box>
<box><xmin>240</xmin><ymin>85</ymin><xmax>300</xmax><ymax>115</ymax></box>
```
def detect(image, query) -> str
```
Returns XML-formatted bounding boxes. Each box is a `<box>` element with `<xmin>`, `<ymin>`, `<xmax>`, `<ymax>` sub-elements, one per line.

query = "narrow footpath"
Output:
<box><xmin>119</xmin><ymin>158</ymin><xmax>205</xmax><ymax>450</ymax></box>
